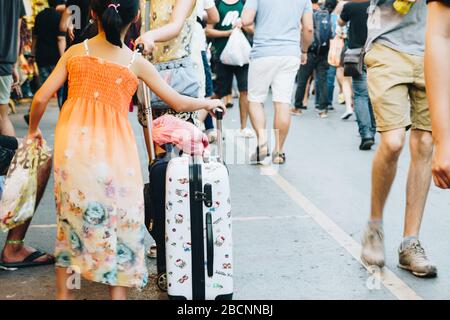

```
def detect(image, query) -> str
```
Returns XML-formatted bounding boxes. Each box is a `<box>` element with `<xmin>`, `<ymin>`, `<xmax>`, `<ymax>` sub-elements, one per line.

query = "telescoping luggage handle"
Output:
<box><xmin>136</xmin><ymin>44</ymin><xmax>225</xmax><ymax>163</ymax></box>
<box><xmin>215</xmin><ymin>109</ymin><xmax>224</xmax><ymax>163</ymax></box>
<box><xmin>136</xmin><ymin>44</ymin><xmax>156</xmax><ymax>162</ymax></box>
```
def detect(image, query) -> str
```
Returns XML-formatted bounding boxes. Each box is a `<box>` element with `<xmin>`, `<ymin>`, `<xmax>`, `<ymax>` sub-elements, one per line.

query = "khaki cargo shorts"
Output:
<box><xmin>364</xmin><ymin>43</ymin><xmax>431</xmax><ymax>132</ymax></box>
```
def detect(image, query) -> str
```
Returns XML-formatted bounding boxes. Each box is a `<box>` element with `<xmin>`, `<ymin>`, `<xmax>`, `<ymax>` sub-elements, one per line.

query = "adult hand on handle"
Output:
<box><xmin>205</xmin><ymin>99</ymin><xmax>226</xmax><ymax>118</ymax></box>
<box><xmin>135</xmin><ymin>33</ymin><xmax>156</xmax><ymax>56</ymax></box>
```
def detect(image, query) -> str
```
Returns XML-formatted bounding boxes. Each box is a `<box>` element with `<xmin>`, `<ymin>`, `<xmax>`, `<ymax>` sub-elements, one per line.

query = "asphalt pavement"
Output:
<box><xmin>0</xmin><ymin>94</ymin><xmax>449</xmax><ymax>300</ymax></box>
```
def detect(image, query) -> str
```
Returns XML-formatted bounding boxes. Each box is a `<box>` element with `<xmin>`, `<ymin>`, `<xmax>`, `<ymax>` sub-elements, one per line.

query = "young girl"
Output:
<box><xmin>27</xmin><ymin>0</ymin><xmax>224</xmax><ymax>300</ymax></box>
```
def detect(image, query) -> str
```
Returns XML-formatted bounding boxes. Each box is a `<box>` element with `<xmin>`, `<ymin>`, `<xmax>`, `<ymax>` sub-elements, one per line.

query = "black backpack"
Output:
<box><xmin>310</xmin><ymin>8</ymin><xmax>333</xmax><ymax>55</ymax></box>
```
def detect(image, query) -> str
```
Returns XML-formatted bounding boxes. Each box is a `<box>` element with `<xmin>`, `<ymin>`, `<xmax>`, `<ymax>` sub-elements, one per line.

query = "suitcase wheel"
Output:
<box><xmin>156</xmin><ymin>272</ymin><xmax>168</xmax><ymax>292</ymax></box>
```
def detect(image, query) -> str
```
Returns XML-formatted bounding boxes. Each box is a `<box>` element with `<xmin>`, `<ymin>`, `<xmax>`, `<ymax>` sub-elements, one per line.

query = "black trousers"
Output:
<box><xmin>294</xmin><ymin>53</ymin><xmax>330</xmax><ymax>110</ymax></box>
<box><xmin>0</xmin><ymin>135</ymin><xmax>18</xmax><ymax>175</ymax></box>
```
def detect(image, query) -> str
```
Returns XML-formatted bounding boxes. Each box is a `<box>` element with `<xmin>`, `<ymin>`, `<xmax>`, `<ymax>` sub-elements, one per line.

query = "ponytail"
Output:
<box><xmin>102</xmin><ymin>3</ymin><xmax>124</xmax><ymax>47</ymax></box>
<box><xmin>91</xmin><ymin>0</ymin><xmax>140</xmax><ymax>48</ymax></box>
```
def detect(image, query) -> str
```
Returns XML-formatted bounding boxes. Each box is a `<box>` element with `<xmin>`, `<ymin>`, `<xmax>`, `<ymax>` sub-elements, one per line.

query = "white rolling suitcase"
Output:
<box><xmin>165</xmin><ymin>111</ymin><xmax>233</xmax><ymax>300</ymax></box>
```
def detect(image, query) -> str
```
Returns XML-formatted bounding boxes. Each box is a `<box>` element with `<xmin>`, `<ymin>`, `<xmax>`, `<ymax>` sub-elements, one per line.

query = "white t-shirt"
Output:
<box><xmin>195</xmin><ymin>0</ymin><xmax>215</xmax><ymax>51</ymax></box>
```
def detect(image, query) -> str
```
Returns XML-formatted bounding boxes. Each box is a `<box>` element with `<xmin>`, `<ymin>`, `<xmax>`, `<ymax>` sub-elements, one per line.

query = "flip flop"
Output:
<box><xmin>0</xmin><ymin>251</ymin><xmax>55</xmax><ymax>269</ymax></box>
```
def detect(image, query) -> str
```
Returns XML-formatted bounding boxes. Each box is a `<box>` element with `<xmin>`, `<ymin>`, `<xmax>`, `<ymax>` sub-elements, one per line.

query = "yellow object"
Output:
<box><xmin>393</xmin><ymin>0</ymin><xmax>414</xmax><ymax>14</ymax></box>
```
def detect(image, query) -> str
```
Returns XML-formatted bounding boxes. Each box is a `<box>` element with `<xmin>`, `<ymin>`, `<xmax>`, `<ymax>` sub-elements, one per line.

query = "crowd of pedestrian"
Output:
<box><xmin>0</xmin><ymin>0</ymin><xmax>448</xmax><ymax>300</ymax></box>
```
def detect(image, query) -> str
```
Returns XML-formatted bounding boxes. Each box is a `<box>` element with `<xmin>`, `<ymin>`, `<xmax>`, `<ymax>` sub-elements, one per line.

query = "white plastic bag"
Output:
<box><xmin>220</xmin><ymin>28</ymin><xmax>251</xmax><ymax>66</ymax></box>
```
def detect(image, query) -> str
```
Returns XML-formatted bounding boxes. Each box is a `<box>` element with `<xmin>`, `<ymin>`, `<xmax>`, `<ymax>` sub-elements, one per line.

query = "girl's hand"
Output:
<box><xmin>206</xmin><ymin>99</ymin><xmax>226</xmax><ymax>118</ymax></box>
<box><xmin>27</xmin><ymin>128</ymin><xmax>43</xmax><ymax>146</ymax></box>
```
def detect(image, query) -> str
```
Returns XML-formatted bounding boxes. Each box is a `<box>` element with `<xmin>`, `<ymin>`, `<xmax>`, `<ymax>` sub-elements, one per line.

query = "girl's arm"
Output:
<box><xmin>28</xmin><ymin>50</ymin><xmax>71</xmax><ymax>139</ymax></box>
<box><xmin>137</xmin><ymin>0</ymin><xmax>196</xmax><ymax>52</ymax></box>
<box><xmin>425</xmin><ymin>2</ymin><xmax>450</xmax><ymax>188</ymax></box>
<box><xmin>134</xmin><ymin>56</ymin><xmax>225</xmax><ymax>114</ymax></box>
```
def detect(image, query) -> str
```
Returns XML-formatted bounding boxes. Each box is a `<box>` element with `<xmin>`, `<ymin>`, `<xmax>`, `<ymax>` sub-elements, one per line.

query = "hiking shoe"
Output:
<box><xmin>398</xmin><ymin>239</ymin><xmax>437</xmax><ymax>278</ymax></box>
<box><xmin>361</xmin><ymin>222</ymin><xmax>385</xmax><ymax>268</ymax></box>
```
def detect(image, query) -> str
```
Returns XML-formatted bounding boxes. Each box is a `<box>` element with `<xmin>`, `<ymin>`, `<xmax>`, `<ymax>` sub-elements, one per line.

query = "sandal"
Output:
<box><xmin>272</xmin><ymin>152</ymin><xmax>286</xmax><ymax>165</ymax></box>
<box><xmin>0</xmin><ymin>250</ymin><xmax>55</xmax><ymax>269</ymax></box>
<box><xmin>250</xmin><ymin>143</ymin><xmax>269</xmax><ymax>164</ymax></box>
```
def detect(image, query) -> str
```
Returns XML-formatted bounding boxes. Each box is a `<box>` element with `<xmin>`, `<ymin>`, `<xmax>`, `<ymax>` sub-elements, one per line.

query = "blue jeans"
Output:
<box><xmin>352</xmin><ymin>70</ymin><xmax>376</xmax><ymax>139</ymax></box>
<box><xmin>314</xmin><ymin>65</ymin><xmax>336</xmax><ymax>108</ymax></box>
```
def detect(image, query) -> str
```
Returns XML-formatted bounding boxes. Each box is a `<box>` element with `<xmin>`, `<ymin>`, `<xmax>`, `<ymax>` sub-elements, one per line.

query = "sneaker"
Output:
<box><xmin>359</xmin><ymin>138</ymin><xmax>375</xmax><ymax>151</ymax></box>
<box><xmin>338</xmin><ymin>93</ymin><xmax>345</xmax><ymax>105</ymax></box>
<box><xmin>361</xmin><ymin>222</ymin><xmax>385</xmax><ymax>268</ymax></box>
<box><xmin>328</xmin><ymin>105</ymin><xmax>335</xmax><ymax>112</ymax></box>
<box><xmin>290</xmin><ymin>108</ymin><xmax>303</xmax><ymax>116</ymax></box>
<box><xmin>225</xmin><ymin>103</ymin><xmax>234</xmax><ymax>109</ymax></box>
<box><xmin>398</xmin><ymin>239</ymin><xmax>437</xmax><ymax>278</ymax></box>
<box><xmin>318</xmin><ymin>110</ymin><xmax>328</xmax><ymax>119</ymax></box>
<box><xmin>341</xmin><ymin>110</ymin><xmax>354</xmax><ymax>120</ymax></box>
<box><xmin>238</xmin><ymin>128</ymin><xmax>255</xmax><ymax>138</ymax></box>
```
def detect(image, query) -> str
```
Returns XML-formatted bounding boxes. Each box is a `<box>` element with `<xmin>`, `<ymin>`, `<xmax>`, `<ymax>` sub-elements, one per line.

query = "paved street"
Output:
<box><xmin>1</xmin><ymin>95</ymin><xmax>449</xmax><ymax>300</ymax></box>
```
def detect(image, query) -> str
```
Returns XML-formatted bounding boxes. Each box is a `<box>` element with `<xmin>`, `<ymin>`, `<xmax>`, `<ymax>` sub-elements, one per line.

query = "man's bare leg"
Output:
<box><xmin>370</xmin><ymin>129</ymin><xmax>406</xmax><ymax>221</ymax></box>
<box><xmin>1</xmin><ymin>155</ymin><xmax>53</xmax><ymax>264</ymax></box>
<box><xmin>0</xmin><ymin>104</ymin><xmax>15</xmax><ymax>136</ymax></box>
<box><xmin>403</xmin><ymin>130</ymin><xmax>433</xmax><ymax>237</ymax></box>
<box><xmin>361</xmin><ymin>128</ymin><xmax>406</xmax><ymax>268</ymax></box>
<box><xmin>273</xmin><ymin>102</ymin><xmax>291</xmax><ymax>156</ymax></box>
<box><xmin>239</xmin><ymin>91</ymin><xmax>249</xmax><ymax>130</ymax></box>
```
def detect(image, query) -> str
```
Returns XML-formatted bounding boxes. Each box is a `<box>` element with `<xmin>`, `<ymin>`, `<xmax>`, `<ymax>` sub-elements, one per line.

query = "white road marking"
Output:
<box><xmin>233</xmin><ymin>136</ymin><xmax>422</xmax><ymax>300</ymax></box>
<box><xmin>30</xmin><ymin>224</ymin><xmax>57</xmax><ymax>229</ymax></box>
<box><xmin>233</xmin><ymin>215</ymin><xmax>310</xmax><ymax>221</ymax></box>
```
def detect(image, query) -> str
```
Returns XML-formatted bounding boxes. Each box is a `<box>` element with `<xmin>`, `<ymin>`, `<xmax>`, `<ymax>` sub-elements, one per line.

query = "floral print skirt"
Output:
<box><xmin>53</xmin><ymin>99</ymin><xmax>148</xmax><ymax>289</ymax></box>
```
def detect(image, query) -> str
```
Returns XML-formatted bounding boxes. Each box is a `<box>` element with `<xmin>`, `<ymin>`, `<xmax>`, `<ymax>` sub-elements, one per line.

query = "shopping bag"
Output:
<box><xmin>0</xmin><ymin>139</ymin><xmax>52</xmax><ymax>231</ymax></box>
<box><xmin>220</xmin><ymin>28</ymin><xmax>251</xmax><ymax>67</ymax></box>
<box><xmin>328</xmin><ymin>37</ymin><xmax>345</xmax><ymax>67</ymax></box>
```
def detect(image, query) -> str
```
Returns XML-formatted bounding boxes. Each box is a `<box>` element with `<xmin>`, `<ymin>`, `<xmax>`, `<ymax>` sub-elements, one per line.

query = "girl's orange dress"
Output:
<box><xmin>53</xmin><ymin>40</ymin><xmax>147</xmax><ymax>288</ymax></box>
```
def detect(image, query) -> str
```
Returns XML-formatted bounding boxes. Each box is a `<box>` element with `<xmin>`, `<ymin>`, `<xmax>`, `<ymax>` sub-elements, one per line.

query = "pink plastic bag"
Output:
<box><xmin>152</xmin><ymin>115</ymin><xmax>209</xmax><ymax>156</ymax></box>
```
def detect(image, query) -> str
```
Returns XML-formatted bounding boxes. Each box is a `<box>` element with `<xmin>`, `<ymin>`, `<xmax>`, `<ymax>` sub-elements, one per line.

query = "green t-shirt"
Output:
<box><xmin>212</xmin><ymin>0</ymin><xmax>244</xmax><ymax>58</ymax></box>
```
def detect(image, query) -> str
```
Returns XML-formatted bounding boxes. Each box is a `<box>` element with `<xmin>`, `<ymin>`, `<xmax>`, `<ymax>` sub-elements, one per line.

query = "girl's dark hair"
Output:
<box><xmin>90</xmin><ymin>0</ymin><xmax>140</xmax><ymax>48</ymax></box>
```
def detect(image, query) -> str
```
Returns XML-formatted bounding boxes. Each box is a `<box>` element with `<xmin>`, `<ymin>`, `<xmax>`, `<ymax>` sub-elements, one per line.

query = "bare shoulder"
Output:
<box><xmin>131</xmin><ymin>54</ymin><xmax>154</xmax><ymax>78</ymax></box>
<box><xmin>63</xmin><ymin>43</ymin><xmax>86</xmax><ymax>61</ymax></box>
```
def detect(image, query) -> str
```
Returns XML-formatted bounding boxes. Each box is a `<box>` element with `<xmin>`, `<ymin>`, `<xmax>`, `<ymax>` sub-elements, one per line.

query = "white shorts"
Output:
<box><xmin>248</xmin><ymin>56</ymin><xmax>300</xmax><ymax>104</ymax></box>
<box><xmin>0</xmin><ymin>75</ymin><xmax>13</xmax><ymax>105</ymax></box>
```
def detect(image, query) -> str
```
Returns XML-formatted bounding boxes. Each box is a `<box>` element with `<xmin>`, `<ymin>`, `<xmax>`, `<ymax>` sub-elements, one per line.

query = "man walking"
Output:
<box><xmin>361</xmin><ymin>0</ymin><xmax>437</xmax><ymax>277</ymax></box>
<box><xmin>241</xmin><ymin>0</ymin><xmax>313</xmax><ymax>164</ymax></box>
<box><xmin>0</xmin><ymin>0</ymin><xmax>26</xmax><ymax>137</ymax></box>
<box><xmin>292</xmin><ymin>0</ymin><xmax>333</xmax><ymax>119</ymax></box>
<box><xmin>206</xmin><ymin>0</ymin><xmax>254</xmax><ymax>138</ymax></box>
<box><xmin>339</xmin><ymin>0</ymin><xmax>376</xmax><ymax>150</ymax></box>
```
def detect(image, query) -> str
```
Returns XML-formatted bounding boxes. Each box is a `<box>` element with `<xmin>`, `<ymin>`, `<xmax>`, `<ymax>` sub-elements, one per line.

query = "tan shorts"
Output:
<box><xmin>364</xmin><ymin>43</ymin><xmax>431</xmax><ymax>132</ymax></box>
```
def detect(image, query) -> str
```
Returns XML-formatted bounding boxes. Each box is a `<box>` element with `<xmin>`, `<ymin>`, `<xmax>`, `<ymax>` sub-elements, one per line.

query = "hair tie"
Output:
<box><xmin>108</xmin><ymin>3</ymin><xmax>120</xmax><ymax>13</ymax></box>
